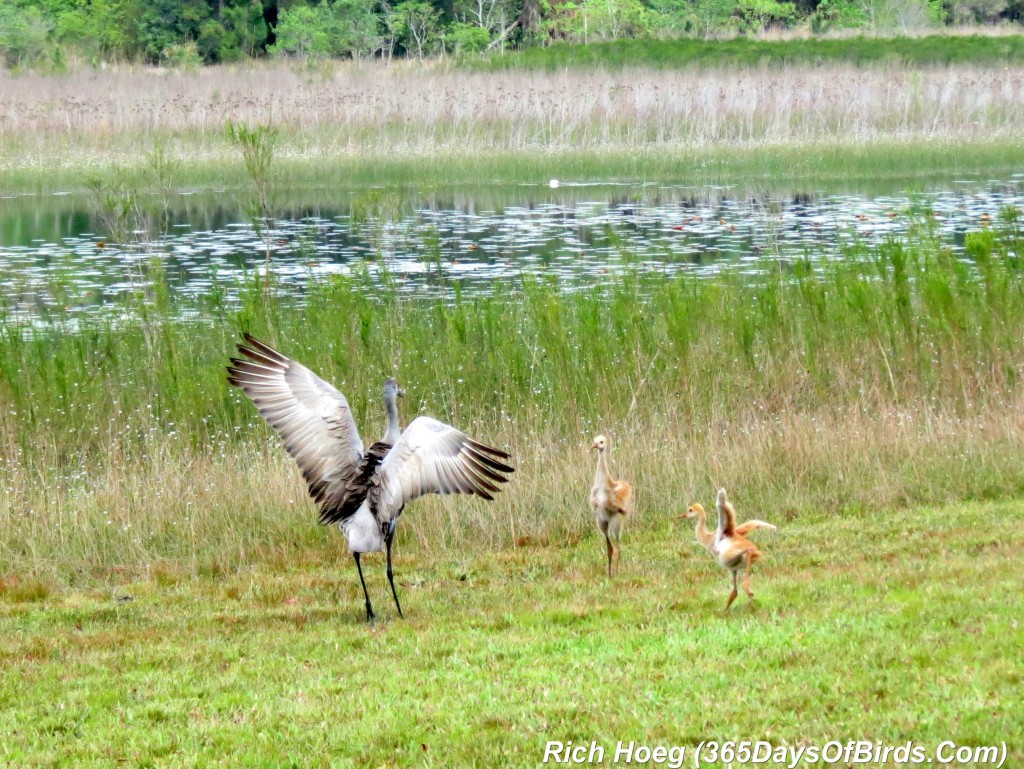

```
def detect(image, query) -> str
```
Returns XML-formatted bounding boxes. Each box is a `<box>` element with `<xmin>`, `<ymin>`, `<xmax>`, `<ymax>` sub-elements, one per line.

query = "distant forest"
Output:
<box><xmin>1</xmin><ymin>0</ymin><xmax>1022</xmax><ymax>68</ymax></box>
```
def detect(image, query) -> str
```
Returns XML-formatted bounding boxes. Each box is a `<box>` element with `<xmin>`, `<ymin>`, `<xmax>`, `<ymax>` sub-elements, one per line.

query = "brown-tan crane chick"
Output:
<box><xmin>679</xmin><ymin>501</ymin><xmax>776</xmax><ymax>552</ymax></box>
<box><xmin>589</xmin><ymin>434</ymin><xmax>634</xmax><ymax>578</ymax></box>
<box><xmin>681</xmin><ymin>489</ymin><xmax>776</xmax><ymax>610</ymax></box>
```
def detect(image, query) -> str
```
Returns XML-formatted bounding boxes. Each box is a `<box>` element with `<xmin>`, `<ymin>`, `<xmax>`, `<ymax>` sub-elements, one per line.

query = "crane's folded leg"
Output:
<box><xmin>353</xmin><ymin>552</ymin><xmax>375</xmax><ymax>623</ymax></box>
<box><xmin>385</xmin><ymin>533</ymin><xmax>404</xmax><ymax>619</ymax></box>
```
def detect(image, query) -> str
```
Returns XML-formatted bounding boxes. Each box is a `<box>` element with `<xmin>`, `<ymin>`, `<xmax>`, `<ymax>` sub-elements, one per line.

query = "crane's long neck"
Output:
<box><xmin>693</xmin><ymin>509</ymin><xmax>713</xmax><ymax>548</ymax></box>
<box><xmin>594</xmin><ymin>448</ymin><xmax>611</xmax><ymax>488</ymax></box>
<box><xmin>382</xmin><ymin>391</ymin><xmax>401</xmax><ymax>445</ymax></box>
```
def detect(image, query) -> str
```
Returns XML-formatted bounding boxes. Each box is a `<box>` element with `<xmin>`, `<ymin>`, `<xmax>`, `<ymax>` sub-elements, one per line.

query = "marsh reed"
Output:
<box><xmin>2</xmin><ymin>62</ymin><xmax>1024</xmax><ymax>178</ymax></box>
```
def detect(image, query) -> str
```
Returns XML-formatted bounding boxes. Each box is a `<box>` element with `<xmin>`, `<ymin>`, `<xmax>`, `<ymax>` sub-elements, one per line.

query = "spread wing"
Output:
<box><xmin>736</xmin><ymin>520</ymin><xmax>776</xmax><ymax>536</ymax></box>
<box><xmin>373</xmin><ymin>417</ymin><xmax>514</xmax><ymax>524</ymax></box>
<box><xmin>226</xmin><ymin>334</ymin><xmax>364</xmax><ymax>511</ymax></box>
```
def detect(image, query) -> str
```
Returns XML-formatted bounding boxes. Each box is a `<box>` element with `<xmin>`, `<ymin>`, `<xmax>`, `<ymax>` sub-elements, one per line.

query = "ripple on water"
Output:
<box><xmin>1</xmin><ymin>181</ymin><xmax>1023</xmax><ymax>323</ymax></box>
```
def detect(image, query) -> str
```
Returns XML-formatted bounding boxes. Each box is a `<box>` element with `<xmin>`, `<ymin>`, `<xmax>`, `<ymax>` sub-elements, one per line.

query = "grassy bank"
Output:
<box><xmin>4</xmin><ymin>140</ymin><xmax>1024</xmax><ymax>203</ymax></box>
<box><xmin>3</xmin><ymin>214</ymin><xmax>1024</xmax><ymax>581</ymax></box>
<box><xmin>1</xmin><ymin>499</ymin><xmax>1021</xmax><ymax>766</ymax></box>
<box><xmin>2</xmin><ymin>62</ymin><xmax>1024</xmax><ymax>195</ymax></box>
<box><xmin>479</xmin><ymin>34</ymin><xmax>1024</xmax><ymax>71</ymax></box>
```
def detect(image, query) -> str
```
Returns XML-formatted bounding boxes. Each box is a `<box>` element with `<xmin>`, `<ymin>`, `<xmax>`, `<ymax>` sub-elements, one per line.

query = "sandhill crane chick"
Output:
<box><xmin>679</xmin><ymin>502</ymin><xmax>776</xmax><ymax>554</ymax></box>
<box><xmin>707</xmin><ymin>488</ymin><xmax>776</xmax><ymax>610</ymax></box>
<box><xmin>589</xmin><ymin>434</ymin><xmax>634</xmax><ymax>578</ymax></box>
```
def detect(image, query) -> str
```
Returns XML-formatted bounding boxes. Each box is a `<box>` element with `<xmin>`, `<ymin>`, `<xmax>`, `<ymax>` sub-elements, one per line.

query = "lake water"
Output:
<box><xmin>2</xmin><ymin>177</ymin><xmax>1023</xmax><ymax>322</ymax></box>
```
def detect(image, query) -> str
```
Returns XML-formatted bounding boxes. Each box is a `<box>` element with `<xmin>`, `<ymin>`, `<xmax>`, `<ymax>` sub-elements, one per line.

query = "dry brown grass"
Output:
<box><xmin>5</xmin><ymin>393</ymin><xmax>1024</xmax><ymax>584</ymax></box>
<box><xmin>2</xmin><ymin>61</ymin><xmax>1024</xmax><ymax>173</ymax></box>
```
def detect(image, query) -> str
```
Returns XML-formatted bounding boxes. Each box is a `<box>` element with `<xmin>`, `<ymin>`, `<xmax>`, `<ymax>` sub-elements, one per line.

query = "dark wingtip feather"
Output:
<box><xmin>469</xmin><ymin>440</ymin><xmax>512</xmax><ymax>460</ymax></box>
<box><xmin>466</xmin><ymin>440</ymin><xmax>515</xmax><ymax>472</ymax></box>
<box><xmin>239</xmin><ymin>334</ymin><xmax>290</xmax><ymax>366</ymax></box>
<box><xmin>477</xmin><ymin>453</ymin><xmax>515</xmax><ymax>475</ymax></box>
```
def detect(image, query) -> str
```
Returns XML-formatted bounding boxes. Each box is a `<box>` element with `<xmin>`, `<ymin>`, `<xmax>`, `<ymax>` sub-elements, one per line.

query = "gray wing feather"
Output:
<box><xmin>226</xmin><ymin>334</ymin><xmax>364</xmax><ymax>509</ymax></box>
<box><xmin>373</xmin><ymin>416</ymin><xmax>514</xmax><ymax>524</ymax></box>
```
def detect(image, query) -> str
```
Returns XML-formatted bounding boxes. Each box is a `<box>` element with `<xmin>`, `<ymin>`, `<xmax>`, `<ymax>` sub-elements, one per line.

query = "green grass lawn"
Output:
<box><xmin>2</xmin><ymin>500</ymin><xmax>1020</xmax><ymax>767</ymax></box>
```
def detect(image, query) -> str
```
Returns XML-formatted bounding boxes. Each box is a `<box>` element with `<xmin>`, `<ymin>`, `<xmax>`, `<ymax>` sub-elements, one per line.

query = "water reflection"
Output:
<box><xmin>1</xmin><ymin>178</ymin><xmax>1022</xmax><ymax>322</ymax></box>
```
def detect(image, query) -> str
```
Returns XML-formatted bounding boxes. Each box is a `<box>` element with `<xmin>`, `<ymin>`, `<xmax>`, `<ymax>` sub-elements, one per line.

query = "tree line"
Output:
<box><xmin>1</xmin><ymin>0</ymin><xmax>1021</xmax><ymax>69</ymax></box>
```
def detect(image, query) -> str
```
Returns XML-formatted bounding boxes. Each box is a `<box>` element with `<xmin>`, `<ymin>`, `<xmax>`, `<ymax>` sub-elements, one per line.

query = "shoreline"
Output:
<box><xmin>3</xmin><ymin>139</ymin><xmax>1023</xmax><ymax>199</ymax></box>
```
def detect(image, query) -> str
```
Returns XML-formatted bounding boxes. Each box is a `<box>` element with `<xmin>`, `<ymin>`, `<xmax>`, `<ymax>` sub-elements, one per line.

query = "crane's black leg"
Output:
<box><xmin>385</xmin><ymin>533</ymin><xmax>404</xmax><ymax>619</ymax></box>
<box><xmin>354</xmin><ymin>552</ymin><xmax>375</xmax><ymax>623</ymax></box>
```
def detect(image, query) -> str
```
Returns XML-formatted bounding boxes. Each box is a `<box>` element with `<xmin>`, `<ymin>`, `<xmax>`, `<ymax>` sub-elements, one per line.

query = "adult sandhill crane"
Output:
<box><xmin>690</xmin><ymin>488</ymin><xmax>776</xmax><ymax>610</ymax></box>
<box><xmin>589</xmin><ymin>434</ymin><xmax>634</xmax><ymax>578</ymax></box>
<box><xmin>226</xmin><ymin>334</ymin><xmax>514</xmax><ymax>622</ymax></box>
<box><xmin>679</xmin><ymin>502</ymin><xmax>775</xmax><ymax>554</ymax></box>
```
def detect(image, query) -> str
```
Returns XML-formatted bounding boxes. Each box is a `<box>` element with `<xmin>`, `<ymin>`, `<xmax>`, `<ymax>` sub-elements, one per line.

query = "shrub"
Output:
<box><xmin>162</xmin><ymin>40</ymin><xmax>202</xmax><ymax>69</ymax></box>
<box><xmin>448</xmin><ymin>22</ymin><xmax>491</xmax><ymax>54</ymax></box>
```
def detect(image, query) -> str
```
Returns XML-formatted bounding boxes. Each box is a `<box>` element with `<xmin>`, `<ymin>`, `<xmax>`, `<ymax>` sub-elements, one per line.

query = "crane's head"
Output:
<box><xmin>591</xmin><ymin>434</ymin><xmax>607</xmax><ymax>451</ymax></box>
<box><xmin>384</xmin><ymin>377</ymin><xmax>406</xmax><ymax>400</ymax></box>
<box><xmin>679</xmin><ymin>503</ymin><xmax>705</xmax><ymax>520</ymax></box>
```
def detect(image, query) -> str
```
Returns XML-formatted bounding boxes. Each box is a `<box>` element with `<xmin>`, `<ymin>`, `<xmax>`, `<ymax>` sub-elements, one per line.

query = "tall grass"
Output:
<box><xmin>2</xmin><ymin>61</ymin><xmax>1024</xmax><ymax>193</ymax></box>
<box><xmin>2</xmin><ymin>210</ymin><xmax>1024</xmax><ymax>582</ymax></box>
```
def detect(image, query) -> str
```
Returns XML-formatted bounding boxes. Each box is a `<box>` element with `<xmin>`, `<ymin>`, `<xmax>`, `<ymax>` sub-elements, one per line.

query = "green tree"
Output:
<box><xmin>332</xmin><ymin>0</ymin><xmax>381</xmax><ymax>59</ymax></box>
<box><xmin>809</xmin><ymin>0</ymin><xmax>868</xmax><ymax>31</ymax></box>
<box><xmin>270</xmin><ymin>5</ymin><xmax>332</xmax><ymax>59</ymax></box>
<box><xmin>863</xmin><ymin>0</ymin><xmax>944</xmax><ymax>29</ymax></box>
<box><xmin>945</xmin><ymin>0</ymin><xmax>1006</xmax><ymax>21</ymax></box>
<box><xmin>197</xmin><ymin>19</ymin><xmax>226</xmax><ymax>61</ymax></box>
<box><xmin>646</xmin><ymin>0</ymin><xmax>701</xmax><ymax>37</ymax></box>
<box><xmin>137</xmin><ymin>0</ymin><xmax>211</xmax><ymax>63</ymax></box>
<box><xmin>690</xmin><ymin>0</ymin><xmax>740</xmax><ymax>36</ymax></box>
<box><xmin>391</xmin><ymin>1</ymin><xmax>440</xmax><ymax>58</ymax></box>
<box><xmin>271</xmin><ymin>0</ymin><xmax>380</xmax><ymax>61</ymax></box>
<box><xmin>581</xmin><ymin>0</ymin><xmax>652</xmax><ymax>39</ymax></box>
<box><xmin>55</xmin><ymin>0</ymin><xmax>142</xmax><ymax>61</ymax></box>
<box><xmin>539</xmin><ymin>0</ymin><xmax>583</xmax><ymax>40</ymax></box>
<box><xmin>221</xmin><ymin>1</ymin><xmax>269</xmax><ymax>59</ymax></box>
<box><xmin>450</xmin><ymin>0</ymin><xmax>521</xmax><ymax>49</ymax></box>
<box><xmin>0</xmin><ymin>4</ymin><xmax>53</xmax><ymax>68</ymax></box>
<box><xmin>732</xmin><ymin>0</ymin><xmax>798</xmax><ymax>31</ymax></box>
